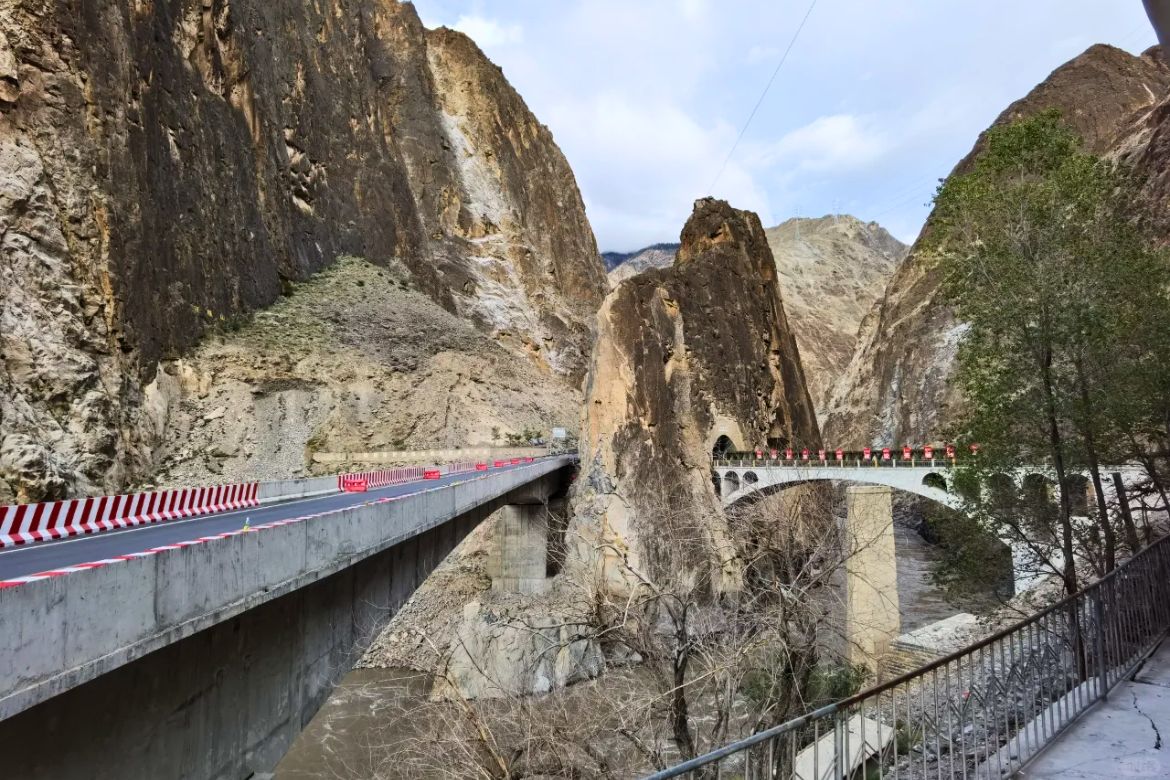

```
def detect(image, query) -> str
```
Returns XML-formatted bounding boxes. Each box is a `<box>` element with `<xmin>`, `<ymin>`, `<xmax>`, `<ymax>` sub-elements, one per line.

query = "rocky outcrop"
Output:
<box><xmin>576</xmin><ymin>198</ymin><xmax>821</xmax><ymax>591</ymax></box>
<box><xmin>363</xmin><ymin>199</ymin><xmax>822</xmax><ymax>698</ymax></box>
<box><xmin>148</xmin><ymin>257</ymin><xmax>582</xmax><ymax>487</ymax></box>
<box><xmin>823</xmin><ymin>45</ymin><xmax>1170</xmax><ymax>447</ymax></box>
<box><xmin>0</xmin><ymin>0</ymin><xmax>604</xmax><ymax>502</ymax></box>
<box><xmin>604</xmin><ymin>218</ymin><xmax>905</xmax><ymax>424</ymax></box>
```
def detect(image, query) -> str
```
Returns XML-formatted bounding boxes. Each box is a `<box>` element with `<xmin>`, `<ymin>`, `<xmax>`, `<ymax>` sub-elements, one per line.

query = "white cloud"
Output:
<box><xmin>414</xmin><ymin>0</ymin><xmax>1161</xmax><ymax>251</ymax></box>
<box><xmin>544</xmin><ymin>93</ymin><xmax>771</xmax><ymax>250</ymax></box>
<box><xmin>451</xmin><ymin>15</ymin><xmax>523</xmax><ymax>47</ymax></box>
<box><xmin>754</xmin><ymin>114</ymin><xmax>890</xmax><ymax>173</ymax></box>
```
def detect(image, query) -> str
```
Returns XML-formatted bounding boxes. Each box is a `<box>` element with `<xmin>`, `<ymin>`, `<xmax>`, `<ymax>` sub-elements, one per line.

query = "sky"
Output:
<box><xmin>413</xmin><ymin>1</ymin><xmax>1159</xmax><ymax>252</ymax></box>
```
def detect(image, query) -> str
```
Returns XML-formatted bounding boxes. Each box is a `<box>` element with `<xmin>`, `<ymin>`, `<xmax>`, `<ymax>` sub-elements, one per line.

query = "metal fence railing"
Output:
<box><xmin>645</xmin><ymin>533</ymin><xmax>1170</xmax><ymax>780</ymax></box>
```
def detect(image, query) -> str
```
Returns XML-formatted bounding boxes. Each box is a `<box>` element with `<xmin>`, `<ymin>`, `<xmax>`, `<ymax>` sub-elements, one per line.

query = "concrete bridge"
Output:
<box><xmin>715</xmin><ymin>457</ymin><xmax>1148</xmax><ymax>511</ymax></box>
<box><xmin>717</xmin><ymin>457</ymin><xmax>1152</xmax><ymax>595</ymax></box>
<box><xmin>0</xmin><ymin>455</ymin><xmax>575</xmax><ymax>779</ymax></box>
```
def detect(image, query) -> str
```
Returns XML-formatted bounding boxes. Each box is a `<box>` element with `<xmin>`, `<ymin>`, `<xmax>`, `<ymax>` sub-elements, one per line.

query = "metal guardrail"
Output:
<box><xmin>646</xmin><ymin>533</ymin><xmax>1170</xmax><ymax>779</ymax></box>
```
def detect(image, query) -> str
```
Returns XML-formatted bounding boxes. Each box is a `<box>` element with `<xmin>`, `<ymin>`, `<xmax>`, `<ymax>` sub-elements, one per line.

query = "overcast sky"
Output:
<box><xmin>414</xmin><ymin>1</ymin><xmax>1158</xmax><ymax>252</ymax></box>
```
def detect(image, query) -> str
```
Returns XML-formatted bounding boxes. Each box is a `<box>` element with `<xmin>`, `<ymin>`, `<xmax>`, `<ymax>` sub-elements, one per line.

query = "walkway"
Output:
<box><xmin>1024</xmin><ymin>639</ymin><xmax>1170</xmax><ymax>779</ymax></box>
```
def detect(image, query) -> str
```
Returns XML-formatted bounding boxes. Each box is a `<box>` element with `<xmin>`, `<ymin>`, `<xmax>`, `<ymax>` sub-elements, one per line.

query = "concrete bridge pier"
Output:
<box><xmin>844</xmin><ymin>485</ymin><xmax>901</xmax><ymax>672</ymax></box>
<box><xmin>487</xmin><ymin>479</ymin><xmax>564</xmax><ymax>595</ymax></box>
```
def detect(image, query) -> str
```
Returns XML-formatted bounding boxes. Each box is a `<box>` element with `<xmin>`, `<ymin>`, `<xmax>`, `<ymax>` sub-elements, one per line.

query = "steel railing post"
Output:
<box><xmin>1094</xmin><ymin>590</ymin><xmax>1108</xmax><ymax>701</ymax></box>
<box><xmin>832</xmin><ymin>711</ymin><xmax>846</xmax><ymax>780</ymax></box>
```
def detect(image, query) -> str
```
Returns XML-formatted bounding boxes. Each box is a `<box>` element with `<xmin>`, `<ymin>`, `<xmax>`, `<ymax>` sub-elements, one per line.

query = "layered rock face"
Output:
<box><xmin>823</xmin><ymin>45</ymin><xmax>1170</xmax><ymax>447</ymax></box>
<box><xmin>764</xmin><ymin>216</ymin><xmax>905</xmax><ymax>414</ymax></box>
<box><xmin>604</xmin><ymin>217</ymin><xmax>906</xmax><ymax>423</ymax></box>
<box><xmin>150</xmin><ymin>257</ymin><xmax>582</xmax><ymax>487</ymax></box>
<box><xmin>0</xmin><ymin>0</ymin><xmax>604</xmax><ymax>501</ymax></box>
<box><xmin>577</xmin><ymin>198</ymin><xmax>820</xmax><ymax>590</ymax></box>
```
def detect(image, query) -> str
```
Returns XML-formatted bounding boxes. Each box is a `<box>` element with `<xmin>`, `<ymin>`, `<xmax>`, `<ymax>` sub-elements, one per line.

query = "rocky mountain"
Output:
<box><xmin>577</xmin><ymin>198</ymin><xmax>821</xmax><ymax>592</ymax></box>
<box><xmin>823</xmin><ymin>44</ymin><xmax>1170</xmax><ymax>447</ymax></box>
<box><xmin>604</xmin><ymin>243</ymin><xmax>679</xmax><ymax>285</ymax></box>
<box><xmin>765</xmin><ymin>217</ymin><xmax>906</xmax><ymax>414</ymax></box>
<box><xmin>0</xmin><ymin>0</ymin><xmax>605</xmax><ymax>502</ymax></box>
<box><xmin>363</xmin><ymin>199</ymin><xmax>822</xmax><ymax>697</ymax></box>
<box><xmin>605</xmin><ymin>216</ymin><xmax>906</xmax><ymax>422</ymax></box>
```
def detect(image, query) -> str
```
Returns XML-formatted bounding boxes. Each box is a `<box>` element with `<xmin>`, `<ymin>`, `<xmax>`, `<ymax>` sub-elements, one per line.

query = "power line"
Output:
<box><xmin>708</xmin><ymin>0</ymin><xmax>820</xmax><ymax>192</ymax></box>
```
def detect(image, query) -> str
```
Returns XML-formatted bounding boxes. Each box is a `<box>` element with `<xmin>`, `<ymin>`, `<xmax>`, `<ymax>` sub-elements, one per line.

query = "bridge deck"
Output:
<box><xmin>0</xmin><ymin>461</ymin><xmax>536</xmax><ymax>582</ymax></box>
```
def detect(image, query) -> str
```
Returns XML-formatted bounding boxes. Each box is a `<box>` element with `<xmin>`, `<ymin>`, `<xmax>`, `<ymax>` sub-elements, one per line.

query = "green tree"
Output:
<box><xmin>932</xmin><ymin>110</ymin><xmax>1170</xmax><ymax>594</ymax></box>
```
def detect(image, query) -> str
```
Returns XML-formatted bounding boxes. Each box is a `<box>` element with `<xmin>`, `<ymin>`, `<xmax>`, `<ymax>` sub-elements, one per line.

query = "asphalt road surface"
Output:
<box><xmin>0</xmin><ymin>463</ymin><xmax>533</xmax><ymax>581</ymax></box>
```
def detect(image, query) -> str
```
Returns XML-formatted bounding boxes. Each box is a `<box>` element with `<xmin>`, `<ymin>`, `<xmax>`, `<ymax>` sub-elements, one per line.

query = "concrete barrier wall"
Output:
<box><xmin>0</xmin><ymin>456</ymin><xmax>575</xmax><ymax>723</ymax></box>
<box><xmin>256</xmin><ymin>474</ymin><xmax>339</xmax><ymax>504</ymax></box>
<box><xmin>312</xmin><ymin>446</ymin><xmax>546</xmax><ymax>465</ymax></box>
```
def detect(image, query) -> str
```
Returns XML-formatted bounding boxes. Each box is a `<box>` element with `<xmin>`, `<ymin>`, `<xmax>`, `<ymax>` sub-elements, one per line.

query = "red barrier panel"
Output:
<box><xmin>494</xmin><ymin>460</ymin><xmax>506</xmax><ymax>468</ymax></box>
<box><xmin>476</xmin><ymin>463</ymin><xmax>488</xmax><ymax>471</ymax></box>
<box><xmin>510</xmin><ymin>458</ymin><xmax>521</xmax><ymax>465</ymax></box>
<box><xmin>423</xmin><ymin>469</ymin><xmax>442</xmax><ymax>480</ymax></box>
<box><xmin>341</xmin><ymin>477</ymin><xmax>368</xmax><ymax>493</ymax></box>
<box><xmin>0</xmin><ymin>482</ymin><xmax>260</xmax><ymax>548</ymax></box>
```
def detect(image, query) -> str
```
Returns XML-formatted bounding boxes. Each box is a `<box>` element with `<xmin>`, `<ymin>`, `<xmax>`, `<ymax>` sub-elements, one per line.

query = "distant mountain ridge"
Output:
<box><xmin>601</xmin><ymin>243</ymin><xmax>681</xmax><ymax>271</ymax></box>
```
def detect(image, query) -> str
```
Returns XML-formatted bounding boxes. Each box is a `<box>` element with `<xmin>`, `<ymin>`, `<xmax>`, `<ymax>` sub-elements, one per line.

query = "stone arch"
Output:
<box><xmin>706</xmin><ymin>415</ymin><xmax>746</xmax><ymax>463</ymax></box>
<box><xmin>952</xmin><ymin>469</ymin><xmax>981</xmax><ymax>504</ymax></box>
<box><xmin>988</xmin><ymin>473</ymin><xmax>1017</xmax><ymax>513</ymax></box>
<box><xmin>922</xmin><ymin>472</ymin><xmax>947</xmax><ymax>492</ymax></box>
<box><xmin>1021</xmin><ymin>473</ymin><xmax>1057</xmax><ymax>540</ymax></box>
<box><xmin>712</xmin><ymin>435</ymin><xmax>735</xmax><ymax>461</ymax></box>
<box><xmin>721</xmin><ymin>471</ymin><xmax>740</xmax><ymax>498</ymax></box>
<box><xmin>1022</xmin><ymin>473</ymin><xmax>1053</xmax><ymax>503</ymax></box>
<box><xmin>742</xmin><ymin>471</ymin><xmax>759</xmax><ymax>487</ymax></box>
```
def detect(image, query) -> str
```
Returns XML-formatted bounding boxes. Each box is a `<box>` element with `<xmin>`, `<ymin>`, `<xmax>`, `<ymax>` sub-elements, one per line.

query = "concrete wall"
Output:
<box><xmin>257</xmin><ymin>474</ymin><xmax>339</xmax><ymax>504</ymax></box>
<box><xmin>844</xmin><ymin>485</ymin><xmax>900</xmax><ymax>671</ymax></box>
<box><xmin>312</xmin><ymin>446</ymin><xmax>546</xmax><ymax>465</ymax></box>
<box><xmin>0</xmin><ymin>458</ymin><xmax>575</xmax><ymax>723</ymax></box>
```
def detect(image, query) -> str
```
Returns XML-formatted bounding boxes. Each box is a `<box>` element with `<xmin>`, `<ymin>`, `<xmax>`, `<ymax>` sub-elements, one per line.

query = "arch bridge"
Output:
<box><xmin>715</xmin><ymin>455</ymin><xmax>1146</xmax><ymax>511</ymax></box>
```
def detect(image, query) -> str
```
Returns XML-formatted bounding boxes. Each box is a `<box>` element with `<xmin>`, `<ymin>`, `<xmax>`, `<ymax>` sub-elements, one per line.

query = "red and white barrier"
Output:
<box><xmin>0</xmin><ymin>483</ymin><xmax>259</xmax><ymax>548</ymax></box>
<box><xmin>336</xmin><ymin>466</ymin><xmax>425</xmax><ymax>490</ymax></box>
<box><xmin>0</xmin><ymin>456</ymin><xmax>546</xmax><ymax>551</ymax></box>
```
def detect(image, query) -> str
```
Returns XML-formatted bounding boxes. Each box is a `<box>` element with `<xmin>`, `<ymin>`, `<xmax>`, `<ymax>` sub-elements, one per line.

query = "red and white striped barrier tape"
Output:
<box><xmin>0</xmin><ymin>483</ymin><xmax>259</xmax><ymax>549</ymax></box>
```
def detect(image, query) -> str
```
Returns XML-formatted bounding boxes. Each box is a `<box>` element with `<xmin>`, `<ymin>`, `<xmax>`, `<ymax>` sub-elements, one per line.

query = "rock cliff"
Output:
<box><xmin>0</xmin><ymin>0</ymin><xmax>605</xmax><ymax>502</ymax></box>
<box><xmin>363</xmin><ymin>199</ymin><xmax>823</xmax><ymax>697</ymax></box>
<box><xmin>823</xmin><ymin>45</ymin><xmax>1170</xmax><ymax>447</ymax></box>
<box><xmin>605</xmin><ymin>216</ymin><xmax>906</xmax><ymax>424</ymax></box>
<box><xmin>577</xmin><ymin>198</ymin><xmax>821</xmax><ymax>591</ymax></box>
